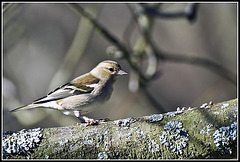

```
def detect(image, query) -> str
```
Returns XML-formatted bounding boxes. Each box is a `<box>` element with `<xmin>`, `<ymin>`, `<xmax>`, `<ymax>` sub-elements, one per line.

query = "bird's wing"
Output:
<box><xmin>33</xmin><ymin>74</ymin><xmax>100</xmax><ymax>104</ymax></box>
<box><xmin>9</xmin><ymin>74</ymin><xmax>100</xmax><ymax>112</ymax></box>
<box><xmin>32</xmin><ymin>83</ymin><xmax>75</xmax><ymax>104</ymax></box>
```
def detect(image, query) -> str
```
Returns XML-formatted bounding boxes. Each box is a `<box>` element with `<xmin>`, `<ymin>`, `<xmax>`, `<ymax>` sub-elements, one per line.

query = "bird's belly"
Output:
<box><xmin>59</xmin><ymin>85</ymin><xmax>113</xmax><ymax>114</ymax></box>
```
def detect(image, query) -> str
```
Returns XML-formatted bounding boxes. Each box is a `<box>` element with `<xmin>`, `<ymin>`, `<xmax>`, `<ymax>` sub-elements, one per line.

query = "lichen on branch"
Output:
<box><xmin>2</xmin><ymin>98</ymin><xmax>237</xmax><ymax>159</ymax></box>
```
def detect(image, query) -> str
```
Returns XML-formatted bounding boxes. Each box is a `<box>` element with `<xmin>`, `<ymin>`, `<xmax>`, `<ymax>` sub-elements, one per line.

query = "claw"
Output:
<box><xmin>74</xmin><ymin>112</ymin><xmax>110</xmax><ymax>126</ymax></box>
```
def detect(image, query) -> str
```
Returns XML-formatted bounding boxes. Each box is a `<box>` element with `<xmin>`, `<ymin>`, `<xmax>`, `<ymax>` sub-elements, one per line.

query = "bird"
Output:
<box><xmin>10</xmin><ymin>60</ymin><xmax>127</xmax><ymax>125</ymax></box>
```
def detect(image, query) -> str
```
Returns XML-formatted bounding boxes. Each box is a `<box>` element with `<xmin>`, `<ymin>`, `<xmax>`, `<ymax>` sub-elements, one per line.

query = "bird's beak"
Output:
<box><xmin>117</xmin><ymin>69</ymin><xmax>128</xmax><ymax>76</ymax></box>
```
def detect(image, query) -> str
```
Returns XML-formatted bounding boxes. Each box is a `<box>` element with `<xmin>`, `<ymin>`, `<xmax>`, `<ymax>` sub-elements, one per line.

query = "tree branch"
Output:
<box><xmin>3</xmin><ymin>98</ymin><xmax>237</xmax><ymax>159</ymax></box>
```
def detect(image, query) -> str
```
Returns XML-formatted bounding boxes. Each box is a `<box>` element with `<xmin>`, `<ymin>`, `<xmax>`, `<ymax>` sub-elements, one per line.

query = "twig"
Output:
<box><xmin>128</xmin><ymin>3</ymin><xmax>160</xmax><ymax>81</ymax></box>
<box><xmin>139</xmin><ymin>3</ymin><xmax>199</xmax><ymax>22</ymax></box>
<box><xmin>153</xmin><ymin>47</ymin><xmax>237</xmax><ymax>85</ymax></box>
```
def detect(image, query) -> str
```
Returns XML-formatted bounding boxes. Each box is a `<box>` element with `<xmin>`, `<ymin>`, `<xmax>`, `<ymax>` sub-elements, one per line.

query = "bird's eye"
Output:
<box><xmin>108</xmin><ymin>67</ymin><xmax>114</xmax><ymax>72</ymax></box>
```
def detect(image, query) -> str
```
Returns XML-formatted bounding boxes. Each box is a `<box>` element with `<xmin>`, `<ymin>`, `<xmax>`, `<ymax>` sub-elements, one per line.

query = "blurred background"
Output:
<box><xmin>3</xmin><ymin>3</ymin><xmax>237</xmax><ymax>131</ymax></box>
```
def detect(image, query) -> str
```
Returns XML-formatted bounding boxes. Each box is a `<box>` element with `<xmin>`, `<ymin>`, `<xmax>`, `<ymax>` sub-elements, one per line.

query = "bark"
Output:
<box><xmin>2</xmin><ymin>98</ymin><xmax>237</xmax><ymax>159</ymax></box>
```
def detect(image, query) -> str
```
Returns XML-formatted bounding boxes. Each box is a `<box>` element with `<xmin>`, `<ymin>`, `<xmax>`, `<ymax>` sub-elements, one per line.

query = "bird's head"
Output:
<box><xmin>90</xmin><ymin>60</ymin><xmax>127</xmax><ymax>81</ymax></box>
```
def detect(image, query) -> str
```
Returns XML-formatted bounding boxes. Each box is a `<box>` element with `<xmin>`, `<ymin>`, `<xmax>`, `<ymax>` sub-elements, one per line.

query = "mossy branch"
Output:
<box><xmin>3</xmin><ymin>98</ymin><xmax>237</xmax><ymax>159</ymax></box>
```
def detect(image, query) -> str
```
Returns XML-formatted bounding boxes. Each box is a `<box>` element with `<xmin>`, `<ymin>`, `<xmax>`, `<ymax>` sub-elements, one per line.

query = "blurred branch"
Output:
<box><xmin>128</xmin><ymin>4</ymin><xmax>160</xmax><ymax>81</ymax></box>
<box><xmin>139</xmin><ymin>3</ymin><xmax>199</xmax><ymax>22</ymax></box>
<box><xmin>152</xmin><ymin>46</ymin><xmax>237</xmax><ymax>85</ymax></box>
<box><xmin>164</xmin><ymin>53</ymin><xmax>237</xmax><ymax>84</ymax></box>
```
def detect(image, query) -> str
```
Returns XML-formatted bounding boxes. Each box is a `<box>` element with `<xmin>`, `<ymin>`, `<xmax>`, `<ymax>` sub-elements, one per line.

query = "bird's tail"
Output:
<box><xmin>9</xmin><ymin>104</ymin><xmax>40</xmax><ymax>113</ymax></box>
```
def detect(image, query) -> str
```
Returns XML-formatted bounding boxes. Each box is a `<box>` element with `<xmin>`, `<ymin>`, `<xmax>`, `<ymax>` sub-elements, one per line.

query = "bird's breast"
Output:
<box><xmin>93</xmin><ymin>81</ymin><xmax>114</xmax><ymax>103</ymax></box>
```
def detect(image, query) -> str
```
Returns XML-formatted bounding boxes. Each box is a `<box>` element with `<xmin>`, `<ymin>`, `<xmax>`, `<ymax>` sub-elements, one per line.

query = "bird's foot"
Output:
<box><xmin>73</xmin><ymin>111</ymin><xmax>110</xmax><ymax>126</ymax></box>
<box><xmin>76</xmin><ymin>116</ymin><xmax>110</xmax><ymax>126</ymax></box>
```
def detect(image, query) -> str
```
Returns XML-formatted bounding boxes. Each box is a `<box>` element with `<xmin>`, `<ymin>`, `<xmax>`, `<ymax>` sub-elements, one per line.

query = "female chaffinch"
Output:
<box><xmin>10</xmin><ymin>60</ymin><xmax>127</xmax><ymax>125</ymax></box>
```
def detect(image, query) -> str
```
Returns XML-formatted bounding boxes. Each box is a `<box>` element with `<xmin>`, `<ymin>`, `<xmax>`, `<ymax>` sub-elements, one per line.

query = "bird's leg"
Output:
<box><xmin>80</xmin><ymin>116</ymin><xmax>100</xmax><ymax>126</ymax></box>
<box><xmin>73</xmin><ymin>111</ymin><xmax>108</xmax><ymax>126</ymax></box>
